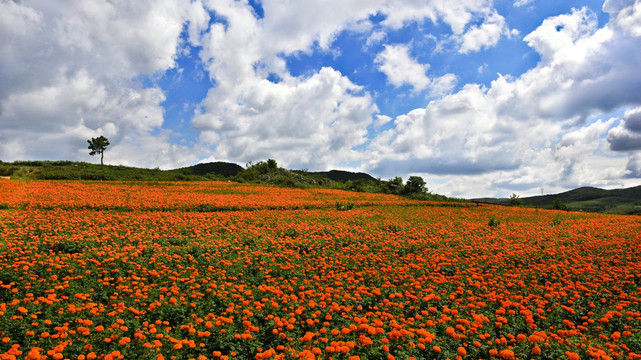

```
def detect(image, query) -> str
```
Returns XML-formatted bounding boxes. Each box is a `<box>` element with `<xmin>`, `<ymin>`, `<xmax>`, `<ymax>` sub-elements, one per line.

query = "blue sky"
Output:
<box><xmin>1</xmin><ymin>0</ymin><xmax>641</xmax><ymax>198</ymax></box>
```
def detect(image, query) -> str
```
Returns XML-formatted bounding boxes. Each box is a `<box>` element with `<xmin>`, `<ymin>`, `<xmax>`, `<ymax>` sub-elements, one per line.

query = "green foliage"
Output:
<box><xmin>50</xmin><ymin>241</ymin><xmax>86</xmax><ymax>254</ymax></box>
<box><xmin>552</xmin><ymin>198</ymin><xmax>568</xmax><ymax>211</ymax></box>
<box><xmin>311</xmin><ymin>170</ymin><xmax>376</xmax><ymax>182</ymax></box>
<box><xmin>403</xmin><ymin>176</ymin><xmax>427</xmax><ymax>195</ymax></box>
<box><xmin>4</xmin><ymin>161</ymin><xmax>211</xmax><ymax>181</ymax></box>
<box><xmin>335</xmin><ymin>201</ymin><xmax>355</xmax><ymax>211</ymax></box>
<box><xmin>345</xmin><ymin>179</ymin><xmax>366</xmax><ymax>192</ymax></box>
<box><xmin>384</xmin><ymin>176</ymin><xmax>404</xmax><ymax>194</ymax></box>
<box><xmin>239</xmin><ymin>160</ymin><xmax>277</xmax><ymax>177</ymax></box>
<box><xmin>183</xmin><ymin>162</ymin><xmax>244</xmax><ymax>177</ymax></box>
<box><xmin>235</xmin><ymin>160</ymin><xmax>314</xmax><ymax>189</ymax></box>
<box><xmin>551</xmin><ymin>214</ymin><xmax>564</xmax><ymax>225</ymax></box>
<box><xmin>275</xmin><ymin>176</ymin><xmax>300</xmax><ymax>188</ymax></box>
<box><xmin>0</xmin><ymin>164</ymin><xmax>17</xmax><ymax>177</ymax></box>
<box><xmin>87</xmin><ymin>136</ymin><xmax>110</xmax><ymax>155</ymax></box>
<box><xmin>488</xmin><ymin>215</ymin><xmax>501</xmax><ymax>228</ymax></box>
<box><xmin>12</xmin><ymin>160</ymin><xmax>45</xmax><ymax>166</ymax></box>
<box><xmin>508</xmin><ymin>193</ymin><xmax>523</xmax><ymax>206</ymax></box>
<box><xmin>87</xmin><ymin>136</ymin><xmax>110</xmax><ymax>167</ymax></box>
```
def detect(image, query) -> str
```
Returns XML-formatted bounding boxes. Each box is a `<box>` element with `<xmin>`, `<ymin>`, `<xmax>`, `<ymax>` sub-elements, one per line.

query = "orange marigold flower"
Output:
<box><xmin>499</xmin><ymin>349</ymin><xmax>515</xmax><ymax>360</ymax></box>
<box><xmin>457</xmin><ymin>346</ymin><xmax>467</xmax><ymax>357</ymax></box>
<box><xmin>565</xmin><ymin>351</ymin><xmax>580</xmax><ymax>360</ymax></box>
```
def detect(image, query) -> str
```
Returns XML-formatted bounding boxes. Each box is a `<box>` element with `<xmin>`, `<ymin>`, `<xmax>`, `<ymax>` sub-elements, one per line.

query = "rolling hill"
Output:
<box><xmin>475</xmin><ymin>186</ymin><xmax>641</xmax><ymax>215</ymax></box>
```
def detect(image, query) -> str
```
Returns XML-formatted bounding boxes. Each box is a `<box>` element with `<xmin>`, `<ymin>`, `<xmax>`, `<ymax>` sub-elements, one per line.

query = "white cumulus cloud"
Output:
<box><xmin>375</xmin><ymin>44</ymin><xmax>457</xmax><ymax>95</ymax></box>
<box><xmin>459</xmin><ymin>11</ymin><xmax>511</xmax><ymax>53</ymax></box>
<box><xmin>367</xmin><ymin>3</ymin><xmax>641</xmax><ymax>197</ymax></box>
<box><xmin>193</xmin><ymin>67</ymin><xmax>377</xmax><ymax>170</ymax></box>
<box><xmin>0</xmin><ymin>0</ymin><xmax>209</xmax><ymax>167</ymax></box>
<box><xmin>375</xmin><ymin>44</ymin><xmax>431</xmax><ymax>92</ymax></box>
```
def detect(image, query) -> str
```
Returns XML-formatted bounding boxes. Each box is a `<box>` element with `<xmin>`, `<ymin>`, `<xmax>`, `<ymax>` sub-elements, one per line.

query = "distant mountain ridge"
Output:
<box><xmin>474</xmin><ymin>185</ymin><xmax>641</xmax><ymax>215</ymax></box>
<box><xmin>306</xmin><ymin>170</ymin><xmax>376</xmax><ymax>182</ymax></box>
<box><xmin>179</xmin><ymin>162</ymin><xmax>244</xmax><ymax>177</ymax></box>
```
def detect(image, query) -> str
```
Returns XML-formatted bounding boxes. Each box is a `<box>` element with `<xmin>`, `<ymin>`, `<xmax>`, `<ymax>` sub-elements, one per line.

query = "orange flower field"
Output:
<box><xmin>1</xmin><ymin>180</ymin><xmax>640</xmax><ymax>360</ymax></box>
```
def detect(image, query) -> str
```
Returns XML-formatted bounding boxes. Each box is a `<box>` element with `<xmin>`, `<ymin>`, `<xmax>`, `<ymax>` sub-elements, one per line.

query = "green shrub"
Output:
<box><xmin>13</xmin><ymin>160</ymin><xmax>43</xmax><ymax>166</ymax></box>
<box><xmin>384</xmin><ymin>177</ymin><xmax>404</xmax><ymax>194</ymax></box>
<box><xmin>508</xmin><ymin>193</ymin><xmax>523</xmax><ymax>206</ymax></box>
<box><xmin>0</xmin><ymin>166</ymin><xmax>17</xmax><ymax>176</ymax></box>
<box><xmin>335</xmin><ymin>201</ymin><xmax>355</xmax><ymax>211</ymax></box>
<box><xmin>552</xmin><ymin>198</ymin><xmax>568</xmax><ymax>211</ymax></box>
<box><xmin>276</xmin><ymin>176</ymin><xmax>299</xmax><ymax>188</ymax></box>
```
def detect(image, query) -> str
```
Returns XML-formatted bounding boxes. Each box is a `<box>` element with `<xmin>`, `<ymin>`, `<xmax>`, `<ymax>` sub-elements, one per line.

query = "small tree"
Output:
<box><xmin>385</xmin><ymin>176</ymin><xmax>404</xmax><ymax>194</ymax></box>
<box><xmin>87</xmin><ymin>136</ymin><xmax>110</xmax><ymax>168</ymax></box>
<box><xmin>552</xmin><ymin>198</ymin><xmax>568</xmax><ymax>211</ymax></box>
<box><xmin>404</xmin><ymin>176</ymin><xmax>427</xmax><ymax>194</ymax></box>
<box><xmin>508</xmin><ymin>193</ymin><xmax>523</xmax><ymax>206</ymax></box>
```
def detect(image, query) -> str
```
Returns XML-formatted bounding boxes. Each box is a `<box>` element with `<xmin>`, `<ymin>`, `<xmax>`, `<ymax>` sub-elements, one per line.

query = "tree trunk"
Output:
<box><xmin>101</xmin><ymin>151</ymin><xmax>104</xmax><ymax>168</ymax></box>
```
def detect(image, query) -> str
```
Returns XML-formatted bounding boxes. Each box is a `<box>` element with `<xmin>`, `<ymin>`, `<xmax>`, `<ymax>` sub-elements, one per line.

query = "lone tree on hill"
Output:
<box><xmin>87</xmin><ymin>136</ymin><xmax>110</xmax><ymax>168</ymax></box>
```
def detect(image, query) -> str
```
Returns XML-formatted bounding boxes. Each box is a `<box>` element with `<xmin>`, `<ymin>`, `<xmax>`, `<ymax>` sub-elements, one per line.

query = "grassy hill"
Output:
<box><xmin>0</xmin><ymin>160</ymin><xmax>230</xmax><ymax>181</ymax></box>
<box><xmin>525</xmin><ymin>186</ymin><xmax>641</xmax><ymax>214</ymax></box>
<box><xmin>475</xmin><ymin>186</ymin><xmax>641</xmax><ymax>215</ymax></box>
<box><xmin>0</xmin><ymin>160</ymin><xmax>382</xmax><ymax>186</ymax></box>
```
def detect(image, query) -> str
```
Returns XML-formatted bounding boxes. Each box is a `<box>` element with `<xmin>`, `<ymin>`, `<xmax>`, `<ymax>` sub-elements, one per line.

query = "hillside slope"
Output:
<box><xmin>475</xmin><ymin>186</ymin><xmax>641</xmax><ymax>215</ymax></box>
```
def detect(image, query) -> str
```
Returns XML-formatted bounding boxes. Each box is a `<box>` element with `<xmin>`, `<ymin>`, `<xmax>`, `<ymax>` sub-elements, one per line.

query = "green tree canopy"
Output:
<box><xmin>404</xmin><ymin>176</ymin><xmax>427</xmax><ymax>194</ymax></box>
<box><xmin>385</xmin><ymin>176</ymin><xmax>404</xmax><ymax>194</ymax></box>
<box><xmin>552</xmin><ymin>198</ymin><xmax>568</xmax><ymax>211</ymax></box>
<box><xmin>87</xmin><ymin>136</ymin><xmax>110</xmax><ymax>168</ymax></box>
<box><xmin>508</xmin><ymin>193</ymin><xmax>523</xmax><ymax>206</ymax></box>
